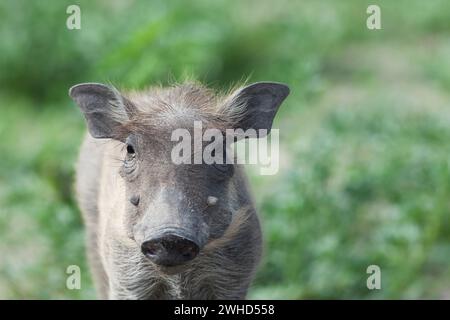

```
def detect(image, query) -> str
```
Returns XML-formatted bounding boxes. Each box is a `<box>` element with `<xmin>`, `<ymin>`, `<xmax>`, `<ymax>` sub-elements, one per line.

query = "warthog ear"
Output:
<box><xmin>69</xmin><ymin>83</ymin><xmax>131</xmax><ymax>139</ymax></box>
<box><xmin>227</xmin><ymin>82</ymin><xmax>290</xmax><ymax>138</ymax></box>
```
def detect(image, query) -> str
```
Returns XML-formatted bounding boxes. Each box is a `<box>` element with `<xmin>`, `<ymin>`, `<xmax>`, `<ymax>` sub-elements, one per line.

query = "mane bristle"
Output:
<box><xmin>121</xmin><ymin>82</ymin><xmax>246</xmax><ymax>133</ymax></box>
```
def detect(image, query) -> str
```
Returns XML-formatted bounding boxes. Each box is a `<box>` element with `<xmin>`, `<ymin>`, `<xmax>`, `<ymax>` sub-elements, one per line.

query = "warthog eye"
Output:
<box><xmin>126</xmin><ymin>144</ymin><xmax>135</xmax><ymax>155</ymax></box>
<box><xmin>213</xmin><ymin>163</ymin><xmax>228</xmax><ymax>173</ymax></box>
<box><xmin>122</xmin><ymin>138</ymin><xmax>137</xmax><ymax>176</ymax></box>
<box><xmin>125</xmin><ymin>136</ymin><xmax>137</xmax><ymax>156</ymax></box>
<box><xmin>212</xmin><ymin>163</ymin><xmax>234</xmax><ymax>178</ymax></box>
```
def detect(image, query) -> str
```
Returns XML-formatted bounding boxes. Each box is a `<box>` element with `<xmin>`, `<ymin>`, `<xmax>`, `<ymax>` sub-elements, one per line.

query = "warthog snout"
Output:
<box><xmin>141</xmin><ymin>233</ymin><xmax>200</xmax><ymax>266</ymax></box>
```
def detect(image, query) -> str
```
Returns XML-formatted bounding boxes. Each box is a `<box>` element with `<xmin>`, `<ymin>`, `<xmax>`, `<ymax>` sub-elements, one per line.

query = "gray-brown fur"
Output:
<box><xmin>71</xmin><ymin>82</ymin><xmax>289</xmax><ymax>299</ymax></box>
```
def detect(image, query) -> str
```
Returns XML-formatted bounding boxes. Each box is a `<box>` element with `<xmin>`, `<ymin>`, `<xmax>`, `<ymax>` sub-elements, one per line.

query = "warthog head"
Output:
<box><xmin>70</xmin><ymin>82</ymin><xmax>289</xmax><ymax>268</ymax></box>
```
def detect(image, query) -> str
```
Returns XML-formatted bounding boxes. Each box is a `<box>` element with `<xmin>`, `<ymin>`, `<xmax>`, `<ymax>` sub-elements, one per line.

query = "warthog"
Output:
<box><xmin>70</xmin><ymin>81</ymin><xmax>289</xmax><ymax>299</ymax></box>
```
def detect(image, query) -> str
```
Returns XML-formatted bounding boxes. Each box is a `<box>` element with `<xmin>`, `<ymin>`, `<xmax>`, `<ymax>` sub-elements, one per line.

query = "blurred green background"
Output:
<box><xmin>0</xmin><ymin>0</ymin><xmax>449</xmax><ymax>299</ymax></box>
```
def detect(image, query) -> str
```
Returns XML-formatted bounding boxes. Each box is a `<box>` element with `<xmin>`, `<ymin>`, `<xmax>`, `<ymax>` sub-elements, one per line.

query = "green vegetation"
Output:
<box><xmin>0</xmin><ymin>0</ymin><xmax>449</xmax><ymax>299</ymax></box>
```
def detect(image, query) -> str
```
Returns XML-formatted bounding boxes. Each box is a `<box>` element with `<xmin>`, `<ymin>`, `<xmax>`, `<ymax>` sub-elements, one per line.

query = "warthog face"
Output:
<box><xmin>70</xmin><ymin>82</ymin><xmax>289</xmax><ymax>268</ymax></box>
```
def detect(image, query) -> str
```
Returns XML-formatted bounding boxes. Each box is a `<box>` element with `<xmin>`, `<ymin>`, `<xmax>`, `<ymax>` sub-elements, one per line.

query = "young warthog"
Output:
<box><xmin>70</xmin><ymin>81</ymin><xmax>289</xmax><ymax>299</ymax></box>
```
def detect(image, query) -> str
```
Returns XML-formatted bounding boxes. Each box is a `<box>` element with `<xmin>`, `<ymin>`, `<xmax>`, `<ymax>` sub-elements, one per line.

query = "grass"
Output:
<box><xmin>0</xmin><ymin>0</ymin><xmax>449</xmax><ymax>299</ymax></box>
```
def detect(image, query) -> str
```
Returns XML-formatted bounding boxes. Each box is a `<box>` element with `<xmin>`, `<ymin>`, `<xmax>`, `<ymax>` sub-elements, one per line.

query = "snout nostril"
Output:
<box><xmin>141</xmin><ymin>235</ymin><xmax>200</xmax><ymax>266</ymax></box>
<box><xmin>182</xmin><ymin>250</ymin><xmax>193</xmax><ymax>258</ymax></box>
<box><xmin>141</xmin><ymin>242</ymin><xmax>160</xmax><ymax>257</ymax></box>
<box><xmin>144</xmin><ymin>247</ymin><xmax>156</xmax><ymax>256</ymax></box>
<box><xmin>181</xmin><ymin>243</ymin><xmax>198</xmax><ymax>259</ymax></box>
